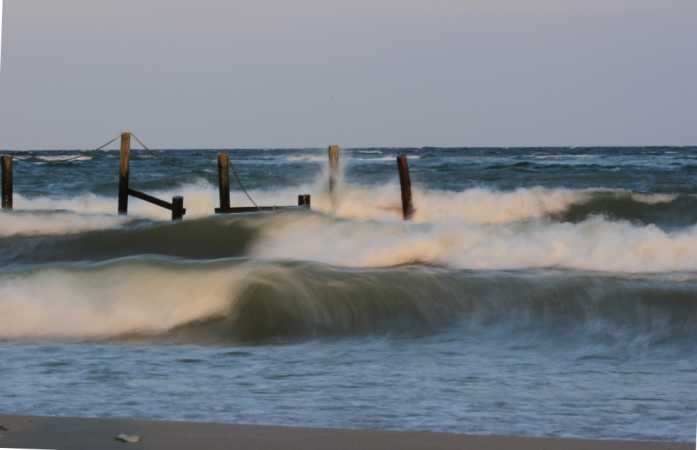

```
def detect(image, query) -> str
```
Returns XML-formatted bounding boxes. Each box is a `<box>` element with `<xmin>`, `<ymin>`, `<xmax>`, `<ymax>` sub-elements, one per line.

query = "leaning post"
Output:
<box><xmin>328</xmin><ymin>145</ymin><xmax>340</xmax><ymax>196</ymax></box>
<box><xmin>217</xmin><ymin>153</ymin><xmax>231</xmax><ymax>211</ymax></box>
<box><xmin>397</xmin><ymin>155</ymin><xmax>414</xmax><ymax>220</ymax></box>
<box><xmin>118</xmin><ymin>132</ymin><xmax>131</xmax><ymax>215</ymax></box>
<box><xmin>1</xmin><ymin>155</ymin><xmax>13</xmax><ymax>210</ymax></box>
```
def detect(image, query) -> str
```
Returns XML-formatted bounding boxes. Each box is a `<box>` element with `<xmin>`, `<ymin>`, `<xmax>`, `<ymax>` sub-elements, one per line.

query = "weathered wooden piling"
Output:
<box><xmin>117</xmin><ymin>132</ymin><xmax>184</xmax><ymax>221</ymax></box>
<box><xmin>1</xmin><ymin>155</ymin><xmax>12</xmax><ymax>210</ymax></box>
<box><xmin>397</xmin><ymin>155</ymin><xmax>414</xmax><ymax>220</ymax></box>
<box><xmin>172</xmin><ymin>196</ymin><xmax>185</xmax><ymax>220</ymax></box>
<box><xmin>328</xmin><ymin>145</ymin><xmax>340</xmax><ymax>195</ymax></box>
<box><xmin>217</xmin><ymin>153</ymin><xmax>231</xmax><ymax>211</ymax></box>
<box><xmin>298</xmin><ymin>194</ymin><xmax>311</xmax><ymax>209</ymax></box>
<box><xmin>118</xmin><ymin>132</ymin><xmax>131</xmax><ymax>215</ymax></box>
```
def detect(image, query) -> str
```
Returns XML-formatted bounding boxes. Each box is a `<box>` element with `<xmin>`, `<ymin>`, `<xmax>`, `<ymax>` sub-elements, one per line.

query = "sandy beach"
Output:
<box><xmin>0</xmin><ymin>415</ymin><xmax>689</xmax><ymax>450</ymax></box>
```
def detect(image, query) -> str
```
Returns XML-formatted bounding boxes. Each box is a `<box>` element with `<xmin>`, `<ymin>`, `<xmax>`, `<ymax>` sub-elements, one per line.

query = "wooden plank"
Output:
<box><xmin>128</xmin><ymin>188</ymin><xmax>173</xmax><ymax>210</ymax></box>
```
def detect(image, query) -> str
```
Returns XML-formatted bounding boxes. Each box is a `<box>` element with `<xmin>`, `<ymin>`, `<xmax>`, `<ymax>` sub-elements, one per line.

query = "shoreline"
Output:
<box><xmin>0</xmin><ymin>415</ymin><xmax>689</xmax><ymax>450</ymax></box>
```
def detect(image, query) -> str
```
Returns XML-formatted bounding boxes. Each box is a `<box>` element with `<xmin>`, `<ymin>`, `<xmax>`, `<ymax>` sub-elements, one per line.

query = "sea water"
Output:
<box><xmin>0</xmin><ymin>146</ymin><xmax>696</xmax><ymax>442</ymax></box>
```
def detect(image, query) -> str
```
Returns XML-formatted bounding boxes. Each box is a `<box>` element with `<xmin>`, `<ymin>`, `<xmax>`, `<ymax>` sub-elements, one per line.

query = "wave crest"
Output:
<box><xmin>0</xmin><ymin>260</ymin><xmax>695</xmax><ymax>343</ymax></box>
<box><xmin>11</xmin><ymin>181</ymin><xmax>685</xmax><ymax>226</ymax></box>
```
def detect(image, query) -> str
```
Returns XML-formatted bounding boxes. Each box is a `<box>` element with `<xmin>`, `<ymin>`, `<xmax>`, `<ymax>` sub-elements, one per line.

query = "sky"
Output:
<box><xmin>0</xmin><ymin>0</ymin><xmax>696</xmax><ymax>149</ymax></box>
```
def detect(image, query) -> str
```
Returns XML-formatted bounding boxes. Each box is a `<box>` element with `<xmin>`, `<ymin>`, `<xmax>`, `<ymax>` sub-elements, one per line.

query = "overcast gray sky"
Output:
<box><xmin>1</xmin><ymin>0</ymin><xmax>696</xmax><ymax>149</ymax></box>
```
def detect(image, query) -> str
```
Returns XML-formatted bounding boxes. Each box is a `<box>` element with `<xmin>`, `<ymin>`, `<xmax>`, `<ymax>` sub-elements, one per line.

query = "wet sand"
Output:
<box><xmin>0</xmin><ymin>415</ymin><xmax>690</xmax><ymax>450</ymax></box>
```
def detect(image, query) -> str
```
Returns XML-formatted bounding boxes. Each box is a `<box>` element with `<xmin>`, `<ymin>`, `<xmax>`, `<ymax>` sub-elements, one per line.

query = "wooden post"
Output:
<box><xmin>118</xmin><ymin>132</ymin><xmax>131</xmax><ymax>215</ymax></box>
<box><xmin>328</xmin><ymin>145</ymin><xmax>340</xmax><ymax>195</ymax></box>
<box><xmin>217</xmin><ymin>153</ymin><xmax>231</xmax><ymax>211</ymax></box>
<box><xmin>397</xmin><ymin>155</ymin><xmax>414</xmax><ymax>220</ymax></box>
<box><xmin>298</xmin><ymin>194</ymin><xmax>311</xmax><ymax>209</ymax></box>
<box><xmin>172</xmin><ymin>196</ymin><xmax>185</xmax><ymax>221</ymax></box>
<box><xmin>1</xmin><ymin>155</ymin><xmax>12</xmax><ymax>210</ymax></box>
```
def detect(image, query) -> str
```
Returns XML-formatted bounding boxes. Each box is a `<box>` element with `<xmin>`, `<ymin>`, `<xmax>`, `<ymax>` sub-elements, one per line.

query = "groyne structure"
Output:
<box><xmin>0</xmin><ymin>133</ymin><xmax>416</xmax><ymax>221</ymax></box>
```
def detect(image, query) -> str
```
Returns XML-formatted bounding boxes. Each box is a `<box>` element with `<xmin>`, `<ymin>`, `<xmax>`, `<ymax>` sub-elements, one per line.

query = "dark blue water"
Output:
<box><xmin>7</xmin><ymin>146</ymin><xmax>697</xmax><ymax>196</ymax></box>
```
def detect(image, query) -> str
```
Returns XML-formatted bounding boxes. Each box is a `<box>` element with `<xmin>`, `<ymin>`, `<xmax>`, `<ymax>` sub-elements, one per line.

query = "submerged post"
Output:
<box><xmin>328</xmin><ymin>145</ymin><xmax>340</xmax><ymax>196</ymax></box>
<box><xmin>1</xmin><ymin>155</ymin><xmax>13</xmax><ymax>210</ymax></box>
<box><xmin>217</xmin><ymin>153</ymin><xmax>231</xmax><ymax>211</ymax></box>
<box><xmin>397</xmin><ymin>155</ymin><xmax>414</xmax><ymax>220</ymax></box>
<box><xmin>118</xmin><ymin>132</ymin><xmax>131</xmax><ymax>215</ymax></box>
<box><xmin>172</xmin><ymin>196</ymin><xmax>185</xmax><ymax>221</ymax></box>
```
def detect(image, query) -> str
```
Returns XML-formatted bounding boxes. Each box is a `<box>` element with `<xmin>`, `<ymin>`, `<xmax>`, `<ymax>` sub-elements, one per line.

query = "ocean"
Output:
<box><xmin>1</xmin><ymin>146</ymin><xmax>696</xmax><ymax>442</ymax></box>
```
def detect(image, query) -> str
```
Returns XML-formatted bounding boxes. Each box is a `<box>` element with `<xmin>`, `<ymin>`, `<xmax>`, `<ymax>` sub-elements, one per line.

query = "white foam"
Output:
<box><xmin>0</xmin><ymin>210</ymin><xmax>129</xmax><ymax>237</ymax></box>
<box><xmin>12</xmin><ymin>182</ymin><xmax>221</xmax><ymax>221</ymax></box>
<box><xmin>321</xmin><ymin>185</ymin><xmax>590</xmax><ymax>224</ymax></box>
<box><xmin>350</xmin><ymin>155</ymin><xmax>422</xmax><ymax>162</ymax></box>
<box><xmin>249</xmin><ymin>214</ymin><xmax>697</xmax><ymax>273</ymax></box>
<box><xmin>36</xmin><ymin>155</ymin><xmax>93</xmax><ymax>162</ymax></box>
<box><xmin>631</xmin><ymin>193</ymin><xmax>677</xmax><ymax>205</ymax></box>
<box><xmin>286</xmin><ymin>154</ymin><xmax>326</xmax><ymax>163</ymax></box>
<box><xmin>0</xmin><ymin>262</ymin><xmax>251</xmax><ymax>339</ymax></box>
<box><xmin>7</xmin><ymin>179</ymin><xmax>682</xmax><ymax>231</ymax></box>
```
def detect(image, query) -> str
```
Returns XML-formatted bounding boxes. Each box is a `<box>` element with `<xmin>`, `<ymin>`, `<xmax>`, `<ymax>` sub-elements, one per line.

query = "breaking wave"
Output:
<box><xmin>8</xmin><ymin>182</ymin><xmax>691</xmax><ymax>227</ymax></box>
<box><xmin>4</xmin><ymin>210</ymin><xmax>697</xmax><ymax>273</ymax></box>
<box><xmin>0</xmin><ymin>259</ymin><xmax>695</xmax><ymax>343</ymax></box>
<box><xmin>247</xmin><ymin>213</ymin><xmax>697</xmax><ymax>272</ymax></box>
